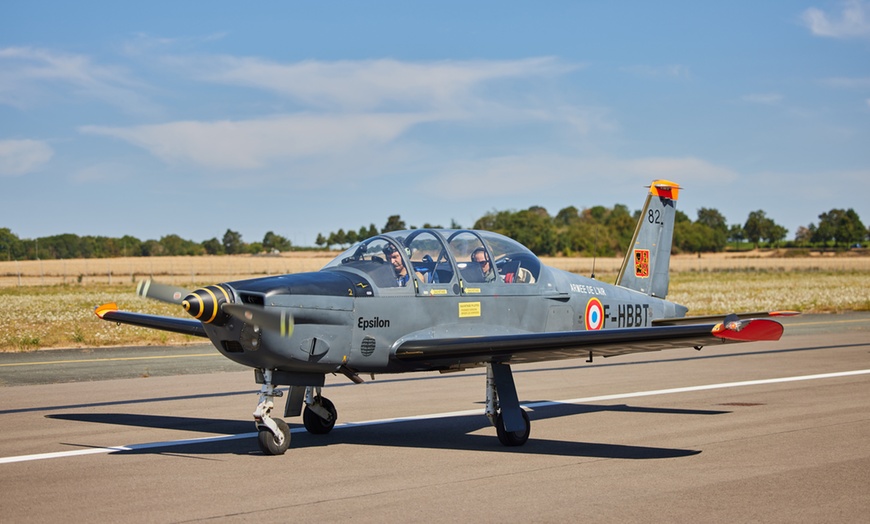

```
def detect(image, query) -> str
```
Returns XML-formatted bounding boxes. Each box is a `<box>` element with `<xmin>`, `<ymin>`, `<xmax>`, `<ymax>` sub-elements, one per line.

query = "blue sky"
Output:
<box><xmin>2</xmin><ymin>1</ymin><xmax>869</xmax><ymax>247</ymax></box>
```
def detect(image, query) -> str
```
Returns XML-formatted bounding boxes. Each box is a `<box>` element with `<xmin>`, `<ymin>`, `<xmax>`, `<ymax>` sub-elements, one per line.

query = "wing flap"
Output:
<box><xmin>95</xmin><ymin>303</ymin><xmax>208</xmax><ymax>338</ymax></box>
<box><xmin>653</xmin><ymin>310</ymin><xmax>800</xmax><ymax>326</ymax></box>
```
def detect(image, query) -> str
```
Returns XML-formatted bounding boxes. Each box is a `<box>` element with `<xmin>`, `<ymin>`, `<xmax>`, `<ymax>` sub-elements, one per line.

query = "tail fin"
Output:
<box><xmin>615</xmin><ymin>180</ymin><xmax>680</xmax><ymax>298</ymax></box>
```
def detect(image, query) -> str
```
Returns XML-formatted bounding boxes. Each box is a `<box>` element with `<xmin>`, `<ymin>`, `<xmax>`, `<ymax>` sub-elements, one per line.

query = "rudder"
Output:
<box><xmin>615</xmin><ymin>180</ymin><xmax>680</xmax><ymax>298</ymax></box>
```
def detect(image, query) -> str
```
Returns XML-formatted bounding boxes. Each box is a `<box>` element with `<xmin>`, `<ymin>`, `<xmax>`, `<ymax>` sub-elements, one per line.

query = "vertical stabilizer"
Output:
<box><xmin>615</xmin><ymin>180</ymin><xmax>680</xmax><ymax>298</ymax></box>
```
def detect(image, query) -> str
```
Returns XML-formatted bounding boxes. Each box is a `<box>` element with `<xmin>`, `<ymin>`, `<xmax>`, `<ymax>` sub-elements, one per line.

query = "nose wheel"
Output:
<box><xmin>257</xmin><ymin>418</ymin><xmax>290</xmax><ymax>455</ymax></box>
<box><xmin>254</xmin><ymin>369</ymin><xmax>291</xmax><ymax>455</ymax></box>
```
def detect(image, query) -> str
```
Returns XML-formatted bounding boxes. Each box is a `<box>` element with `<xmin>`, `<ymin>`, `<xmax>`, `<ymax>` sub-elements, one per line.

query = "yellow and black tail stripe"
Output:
<box><xmin>182</xmin><ymin>285</ymin><xmax>232</xmax><ymax>325</ymax></box>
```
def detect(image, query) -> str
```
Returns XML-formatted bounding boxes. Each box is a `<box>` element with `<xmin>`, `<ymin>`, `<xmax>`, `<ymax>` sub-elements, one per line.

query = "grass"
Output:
<box><xmin>1</xmin><ymin>261</ymin><xmax>868</xmax><ymax>352</ymax></box>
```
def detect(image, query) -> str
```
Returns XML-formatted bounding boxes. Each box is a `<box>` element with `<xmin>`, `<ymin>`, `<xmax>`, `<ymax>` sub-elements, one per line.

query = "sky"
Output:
<box><xmin>2</xmin><ymin>1</ymin><xmax>869</xmax><ymax>247</ymax></box>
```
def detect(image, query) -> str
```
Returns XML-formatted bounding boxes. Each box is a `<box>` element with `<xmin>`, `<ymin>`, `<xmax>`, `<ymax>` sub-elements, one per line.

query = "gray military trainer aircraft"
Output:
<box><xmin>96</xmin><ymin>180</ymin><xmax>794</xmax><ymax>455</ymax></box>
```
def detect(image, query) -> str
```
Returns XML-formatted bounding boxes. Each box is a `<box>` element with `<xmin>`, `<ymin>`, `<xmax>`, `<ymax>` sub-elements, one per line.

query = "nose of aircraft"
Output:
<box><xmin>182</xmin><ymin>285</ymin><xmax>232</xmax><ymax>325</ymax></box>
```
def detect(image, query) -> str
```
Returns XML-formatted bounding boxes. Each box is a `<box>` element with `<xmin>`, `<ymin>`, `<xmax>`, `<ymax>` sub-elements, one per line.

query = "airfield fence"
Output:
<box><xmin>1</xmin><ymin>253</ymin><xmax>868</xmax><ymax>288</ymax></box>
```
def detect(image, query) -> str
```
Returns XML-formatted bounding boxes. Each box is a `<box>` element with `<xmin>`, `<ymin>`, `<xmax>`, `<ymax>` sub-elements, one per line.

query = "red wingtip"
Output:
<box><xmin>769</xmin><ymin>311</ymin><xmax>801</xmax><ymax>317</ymax></box>
<box><xmin>94</xmin><ymin>302</ymin><xmax>118</xmax><ymax>319</ymax></box>
<box><xmin>713</xmin><ymin>319</ymin><xmax>784</xmax><ymax>342</ymax></box>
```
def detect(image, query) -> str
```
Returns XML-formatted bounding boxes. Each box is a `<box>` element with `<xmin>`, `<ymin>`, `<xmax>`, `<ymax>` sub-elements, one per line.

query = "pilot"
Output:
<box><xmin>471</xmin><ymin>247</ymin><xmax>499</xmax><ymax>283</ymax></box>
<box><xmin>384</xmin><ymin>243</ymin><xmax>424</xmax><ymax>286</ymax></box>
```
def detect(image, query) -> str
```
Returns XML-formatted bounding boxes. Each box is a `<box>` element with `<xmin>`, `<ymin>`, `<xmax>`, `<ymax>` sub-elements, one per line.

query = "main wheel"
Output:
<box><xmin>303</xmin><ymin>397</ymin><xmax>337</xmax><ymax>435</ymax></box>
<box><xmin>257</xmin><ymin>418</ymin><xmax>291</xmax><ymax>455</ymax></box>
<box><xmin>495</xmin><ymin>409</ymin><xmax>531</xmax><ymax>446</ymax></box>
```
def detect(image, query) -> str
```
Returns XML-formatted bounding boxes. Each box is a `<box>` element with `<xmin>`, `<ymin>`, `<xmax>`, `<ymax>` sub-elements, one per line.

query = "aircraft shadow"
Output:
<box><xmin>47</xmin><ymin>401</ymin><xmax>721</xmax><ymax>459</ymax></box>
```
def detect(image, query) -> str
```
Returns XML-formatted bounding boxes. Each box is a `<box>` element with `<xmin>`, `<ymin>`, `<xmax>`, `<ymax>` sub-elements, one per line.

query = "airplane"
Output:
<box><xmin>95</xmin><ymin>180</ymin><xmax>795</xmax><ymax>455</ymax></box>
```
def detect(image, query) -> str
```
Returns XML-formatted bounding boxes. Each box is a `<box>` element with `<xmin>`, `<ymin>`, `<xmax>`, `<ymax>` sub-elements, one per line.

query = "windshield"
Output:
<box><xmin>323</xmin><ymin>229</ymin><xmax>541</xmax><ymax>287</ymax></box>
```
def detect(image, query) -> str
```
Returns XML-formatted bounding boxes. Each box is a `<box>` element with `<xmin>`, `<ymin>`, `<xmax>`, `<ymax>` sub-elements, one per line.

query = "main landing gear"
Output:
<box><xmin>254</xmin><ymin>370</ymin><xmax>338</xmax><ymax>455</ymax></box>
<box><xmin>485</xmin><ymin>362</ymin><xmax>531</xmax><ymax>446</ymax></box>
<box><xmin>254</xmin><ymin>364</ymin><xmax>530</xmax><ymax>455</ymax></box>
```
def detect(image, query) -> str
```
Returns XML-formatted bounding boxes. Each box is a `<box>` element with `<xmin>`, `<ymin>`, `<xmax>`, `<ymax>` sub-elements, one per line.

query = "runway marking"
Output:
<box><xmin>2</xmin><ymin>368</ymin><xmax>869</xmax><ymax>465</ymax></box>
<box><xmin>789</xmin><ymin>318</ymin><xmax>869</xmax><ymax>327</ymax></box>
<box><xmin>0</xmin><ymin>354</ymin><xmax>219</xmax><ymax>367</ymax></box>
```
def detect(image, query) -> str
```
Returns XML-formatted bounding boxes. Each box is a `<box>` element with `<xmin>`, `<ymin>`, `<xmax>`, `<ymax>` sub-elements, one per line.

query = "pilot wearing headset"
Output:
<box><xmin>471</xmin><ymin>247</ymin><xmax>498</xmax><ymax>283</ymax></box>
<box><xmin>384</xmin><ymin>243</ymin><xmax>424</xmax><ymax>286</ymax></box>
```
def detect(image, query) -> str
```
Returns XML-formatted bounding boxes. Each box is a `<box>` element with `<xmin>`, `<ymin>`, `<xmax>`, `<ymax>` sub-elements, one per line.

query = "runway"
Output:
<box><xmin>1</xmin><ymin>313</ymin><xmax>868</xmax><ymax>522</ymax></box>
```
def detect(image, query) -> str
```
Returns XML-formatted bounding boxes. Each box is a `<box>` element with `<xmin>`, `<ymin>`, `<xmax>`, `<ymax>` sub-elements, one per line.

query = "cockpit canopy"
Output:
<box><xmin>323</xmin><ymin>229</ymin><xmax>542</xmax><ymax>289</ymax></box>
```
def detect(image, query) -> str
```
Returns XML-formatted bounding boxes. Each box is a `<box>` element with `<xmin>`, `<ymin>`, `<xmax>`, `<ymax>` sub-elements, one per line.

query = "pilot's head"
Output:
<box><xmin>471</xmin><ymin>247</ymin><xmax>491</xmax><ymax>272</ymax></box>
<box><xmin>383</xmin><ymin>243</ymin><xmax>406</xmax><ymax>275</ymax></box>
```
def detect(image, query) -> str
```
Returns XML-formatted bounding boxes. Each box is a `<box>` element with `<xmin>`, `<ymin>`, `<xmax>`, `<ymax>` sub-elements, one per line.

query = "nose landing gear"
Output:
<box><xmin>253</xmin><ymin>369</ymin><xmax>290</xmax><ymax>455</ymax></box>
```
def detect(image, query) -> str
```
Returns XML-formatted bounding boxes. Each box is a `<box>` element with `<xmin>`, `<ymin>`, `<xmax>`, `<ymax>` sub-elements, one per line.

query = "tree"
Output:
<box><xmin>345</xmin><ymin>229</ymin><xmax>359</xmax><ymax>246</ymax></box>
<box><xmin>222</xmin><ymin>229</ymin><xmax>244</xmax><ymax>254</ymax></box>
<box><xmin>728</xmin><ymin>224</ymin><xmax>746</xmax><ymax>249</ymax></box>
<box><xmin>160</xmin><ymin>234</ymin><xmax>203</xmax><ymax>256</ymax></box>
<box><xmin>744</xmin><ymin>210</ymin><xmax>770</xmax><ymax>248</ymax></box>
<box><xmin>263</xmin><ymin>231</ymin><xmax>291</xmax><ymax>252</ymax></box>
<box><xmin>0</xmin><ymin>228</ymin><xmax>22</xmax><ymax>260</ymax></box>
<box><xmin>382</xmin><ymin>215</ymin><xmax>406</xmax><ymax>233</ymax></box>
<box><xmin>202</xmin><ymin>237</ymin><xmax>224</xmax><ymax>255</ymax></box>
<box><xmin>554</xmin><ymin>206</ymin><xmax>580</xmax><ymax>227</ymax></box>
<box><xmin>764</xmin><ymin>223</ymin><xmax>788</xmax><ymax>247</ymax></box>
<box><xmin>696</xmin><ymin>208</ymin><xmax>728</xmax><ymax>235</ymax></box>
<box><xmin>315</xmin><ymin>233</ymin><xmax>327</xmax><ymax>249</ymax></box>
<box><xmin>794</xmin><ymin>226</ymin><xmax>812</xmax><ymax>245</ymax></box>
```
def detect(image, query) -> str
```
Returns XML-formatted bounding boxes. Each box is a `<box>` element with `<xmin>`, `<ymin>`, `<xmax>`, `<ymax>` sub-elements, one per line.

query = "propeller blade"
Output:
<box><xmin>223</xmin><ymin>304</ymin><xmax>295</xmax><ymax>338</ymax></box>
<box><xmin>136</xmin><ymin>279</ymin><xmax>189</xmax><ymax>305</ymax></box>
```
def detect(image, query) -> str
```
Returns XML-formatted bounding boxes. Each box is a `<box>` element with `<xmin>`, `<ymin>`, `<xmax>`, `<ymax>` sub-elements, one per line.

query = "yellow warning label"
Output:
<box><xmin>459</xmin><ymin>302</ymin><xmax>481</xmax><ymax>318</ymax></box>
<box><xmin>429</xmin><ymin>288</ymin><xmax>448</xmax><ymax>295</ymax></box>
<box><xmin>465</xmin><ymin>287</ymin><xmax>481</xmax><ymax>294</ymax></box>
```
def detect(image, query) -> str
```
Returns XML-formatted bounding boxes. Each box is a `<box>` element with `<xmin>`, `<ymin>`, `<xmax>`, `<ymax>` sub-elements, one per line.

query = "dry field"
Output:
<box><xmin>1</xmin><ymin>251</ymin><xmax>868</xmax><ymax>351</ymax></box>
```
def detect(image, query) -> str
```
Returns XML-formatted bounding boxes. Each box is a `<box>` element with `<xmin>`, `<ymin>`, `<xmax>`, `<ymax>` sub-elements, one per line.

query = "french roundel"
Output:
<box><xmin>585</xmin><ymin>297</ymin><xmax>604</xmax><ymax>331</ymax></box>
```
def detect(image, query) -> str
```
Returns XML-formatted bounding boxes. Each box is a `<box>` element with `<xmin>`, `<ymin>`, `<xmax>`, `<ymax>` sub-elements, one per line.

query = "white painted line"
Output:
<box><xmin>2</xmin><ymin>368</ymin><xmax>868</xmax><ymax>465</ymax></box>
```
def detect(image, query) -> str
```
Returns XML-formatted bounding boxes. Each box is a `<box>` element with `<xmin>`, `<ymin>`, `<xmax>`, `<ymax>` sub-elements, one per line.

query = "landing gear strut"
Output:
<box><xmin>485</xmin><ymin>362</ymin><xmax>531</xmax><ymax>446</ymax></box>
<box><xmin>253</xmin><ymin>369</ymin><xmax>290</xmax><ymax>455</ymax></box>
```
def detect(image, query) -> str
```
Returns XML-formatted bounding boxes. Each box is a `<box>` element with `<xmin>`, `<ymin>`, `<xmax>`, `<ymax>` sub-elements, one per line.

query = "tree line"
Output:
<box><xmin>0</xmin><ymin>228</ymin><xmax>292</xmax><ymax>261</ymax></box>
<box><xmin>2</xmin><ymin>206</ymin><xmax>866</xmax><ymax>261</ymax></box>
<box><xmin>318</xmin><ymin>206</ymin><xmax>868</xmax><ymax>256</ymax></box>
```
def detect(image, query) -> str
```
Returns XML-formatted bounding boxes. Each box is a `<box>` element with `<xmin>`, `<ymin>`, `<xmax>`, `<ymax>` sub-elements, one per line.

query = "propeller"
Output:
<box><xmin>223</xmin><ymin>304</ymin><xmax>295</xmax><ymax>338</ymax></box>
<box><xmin>136</xmin><ymin>279</ymin><xmax>189</xmax><ymax>305</ymax></box>
<box><xmin>137</xmin><ymin>278</ymin><xmax>294</xmax><ymax>338</ymax></box>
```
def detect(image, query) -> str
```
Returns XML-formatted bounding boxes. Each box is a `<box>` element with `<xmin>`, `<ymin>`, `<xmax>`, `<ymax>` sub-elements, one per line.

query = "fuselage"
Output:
<box><xmin>197</xmin><ymin>229</ymin><xmax>688</xmax><ymax>376</ymax></box>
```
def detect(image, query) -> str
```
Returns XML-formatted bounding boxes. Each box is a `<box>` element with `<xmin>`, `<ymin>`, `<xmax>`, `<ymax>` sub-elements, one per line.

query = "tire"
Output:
<box><xmin>303</xmin><ymin>397</ymin><xmax>337</xmax><ymax>435</ymax></box>
<box><xmin>495</xmin><ymin>409</ymin><xmax>531</xmax><ymax>446</ymax></box>
<box><xmin>257</xmin><ymin>418</ymin><xmax>291</xmax><ymax>455</ymax></box>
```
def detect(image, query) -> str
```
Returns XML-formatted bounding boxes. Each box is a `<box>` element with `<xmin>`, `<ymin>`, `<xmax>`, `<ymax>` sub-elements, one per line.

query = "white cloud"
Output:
<box><xmin>0</xmin><ymin>47</ymin><xmax>160</xmax><ymax>115</ymax></box>
<box><xmin>421</xmin><ymin>154</ymin><xmax>738</xmax><ymax>198</ymax></box>
<box><xmin>801</xmin><ymin>1</ymin><xmax>870</xmax><ymax>39</ymax></box>
<box><xmin>823</xmin><ymin>76</ymin><xmax>870</xmax><ymax>88</ymax></box>
<box><xmin>171</xmin><ymin>56</ymin><xmax>579</xmax><ymax>112</ymax></box>
<box><xmin>741</xmin><ymin>93</ymin><xmax>783</xmax><ymax>105</ymax></box>
<box><xmin>0</xmin><ymin>139</ymin><xmax>54</xmax><ymax>176</ymax></box>
<box><xmin>80</xmin><ymin>113</ymin><xmax>438</xmax><ymax>170</ymax></box>
<box><xmin>76</xmin><ymin>56</ymin><xmax>608</xmax><ymax>174</ymax></box>
<box><xmin>620</xmin><ymin>64</ymin><xmax>691</xmax><ymax>79</ymax></box>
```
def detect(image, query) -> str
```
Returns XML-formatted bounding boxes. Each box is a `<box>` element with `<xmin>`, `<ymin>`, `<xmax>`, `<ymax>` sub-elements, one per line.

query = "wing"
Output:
<box><xmin>95</xmin><ymin>303</ymin><xmax>208</xmax><ymax>338</ymax></box>
<box><xmin>394</xmin><ymin>317</ymin><xmax>784</xmax><ymax>367</ymax></box>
